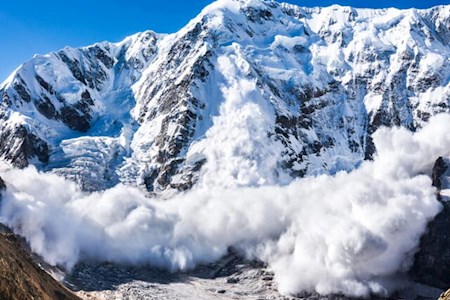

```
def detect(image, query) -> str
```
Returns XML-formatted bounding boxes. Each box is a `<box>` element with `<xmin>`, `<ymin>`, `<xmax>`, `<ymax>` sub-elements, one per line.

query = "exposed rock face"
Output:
<box><xmin>0</xmin><ymin>1</ymin><xmax>448</xmax><ymax>193</ymax></box>
<box><xmin>0</xmin><ymin>230</ymin><xmax>80</xmax><ymax>300</ymax></box>
<box><xmin>433</xmin><ymin>157</ymin><xmax>449</xmax><ymax>192</ymax></box>
<box><xmin>410</xmin><ymin>157</ymin><xmax>450</xmax><ymax>290</ymax></box>
<box><xmin>0</xmin><ymin>125</ymin><xmax>49</xmax><ymax>168</ymax></box>
<box><xmin>0</xmin><ymin>177</ymin><xmax>5</xmax><ymax>191</ymax></box>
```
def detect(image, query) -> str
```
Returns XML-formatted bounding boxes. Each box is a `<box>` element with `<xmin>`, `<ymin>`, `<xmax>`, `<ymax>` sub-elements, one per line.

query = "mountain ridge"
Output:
<box><xmin>0</xmin><ymin>0</ymin><xmax>448</xmax><ymax>193</ymax></box>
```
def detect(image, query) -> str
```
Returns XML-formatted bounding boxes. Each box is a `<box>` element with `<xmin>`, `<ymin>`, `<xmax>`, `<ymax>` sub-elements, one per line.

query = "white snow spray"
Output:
<box><xmin>0</xmin><ymin>114</ymin><xmax>449</xmax><ymax>297</ymax></box>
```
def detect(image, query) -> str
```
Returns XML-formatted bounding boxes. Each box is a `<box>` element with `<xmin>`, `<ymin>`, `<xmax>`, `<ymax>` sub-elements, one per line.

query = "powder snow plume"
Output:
<box><xmin>0</xmin><ymin>114</ymin><xmax>449</xmax><ymax>298</ymax></box>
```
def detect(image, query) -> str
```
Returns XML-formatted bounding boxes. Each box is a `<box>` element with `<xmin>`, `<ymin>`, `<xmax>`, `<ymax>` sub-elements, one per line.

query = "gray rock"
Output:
<box><xmin>410</xmin><ymin>158</ymin><xmax>450</xmax><ymax>290</ymax></box>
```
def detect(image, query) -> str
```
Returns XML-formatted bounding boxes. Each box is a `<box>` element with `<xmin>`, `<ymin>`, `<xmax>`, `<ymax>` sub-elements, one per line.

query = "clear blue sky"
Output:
<box><xmin>0</xmin><ymin>0</ymin><xmax>448</xmax><ymax>82</ymax></box>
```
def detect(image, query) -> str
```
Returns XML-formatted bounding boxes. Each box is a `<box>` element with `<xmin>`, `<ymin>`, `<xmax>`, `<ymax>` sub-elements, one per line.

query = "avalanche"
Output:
<box><xmin>0</xmin><ymin>0</ymin><xmax>449</xmax><ymax>298</ymax></box>
<box><xmin>0</xmin><ymin>114</ymin><xmax>449</xmax><ymax>297</ymax></box>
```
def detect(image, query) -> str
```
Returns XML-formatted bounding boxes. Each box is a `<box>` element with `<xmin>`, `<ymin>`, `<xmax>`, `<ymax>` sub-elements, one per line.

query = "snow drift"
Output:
<box><xmin>0</xmin><ymin>114</ymin><xmax>449</xmax><ymax>298</ymax></box>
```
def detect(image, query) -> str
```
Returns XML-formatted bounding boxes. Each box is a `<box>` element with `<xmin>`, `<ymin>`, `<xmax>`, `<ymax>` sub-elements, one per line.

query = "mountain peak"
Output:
<box><xmin>208</xmin><ymin>0</ymin><xmax>270</xmax><ymax>10</ymax></box>
<box><xmin>199</xmin><ymin>0</ymin><xmax>278</xmax><ymax>20</ymax></box>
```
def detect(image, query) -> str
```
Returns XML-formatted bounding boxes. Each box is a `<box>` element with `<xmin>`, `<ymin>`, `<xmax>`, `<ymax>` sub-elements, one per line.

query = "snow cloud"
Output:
<box><xmin>188</xmin><ymin>54</ymin><xmax>288</xmax><ymax>188</ymax></box>
<box><xmin>0</xmin><ymin>114</ymin><xmax>449</xmax><ymax>297</ymax></box>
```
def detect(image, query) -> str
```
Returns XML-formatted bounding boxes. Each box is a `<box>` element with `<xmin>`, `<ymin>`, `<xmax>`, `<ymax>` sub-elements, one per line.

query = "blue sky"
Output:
<box><xmin>0</xmin><ymin>0</ymin><xmax>448</xmax><ymax>82</ymax></box>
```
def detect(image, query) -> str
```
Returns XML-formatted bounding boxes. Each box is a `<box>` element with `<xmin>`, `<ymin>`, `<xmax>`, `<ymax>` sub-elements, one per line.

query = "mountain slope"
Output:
<box><xmin>0</xmin><ymin>226</ymin><xmax>80</xmax><ymax>300</ymax></box>
<box><xmin>0</xmin><ymin>31</ymin><xmax>159</xmax><ymax>190</ymax></box>
<box><xmin>0</xmin><ymin>0</ymin><xmax>448</xmax><ymax>193</ymax></box>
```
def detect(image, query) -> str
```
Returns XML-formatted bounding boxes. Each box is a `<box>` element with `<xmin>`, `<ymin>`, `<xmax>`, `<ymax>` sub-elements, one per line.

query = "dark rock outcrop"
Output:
<box><xmin>410</xmin><ymin>158</ymin><xmax>450</xmax><ymax>290</ymax></box>
<box><xmin>0</xmin><ymin>125</ymin><xmax>49</xmax><ymax>168</ymax></box>
<box><xmin>433</xmin><ymin>157</ymin><xmax>449</xmax><ymax>192</ymax></box>
<box><xmin>0</xmin><ymin>177</ymin><xmax>6</xmax><ymax>191</ymax></box>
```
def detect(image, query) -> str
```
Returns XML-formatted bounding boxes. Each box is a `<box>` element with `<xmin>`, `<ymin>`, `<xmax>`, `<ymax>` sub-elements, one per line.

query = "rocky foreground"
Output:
<box><xmin>0</xmin><ymin>221</ymin><xmax>446</xmax><ymax>300</ymax></box>
<box><xmin>0</xmin><ymin>225</ymin><xmax>79</xmax><ymax>300</ymax></box>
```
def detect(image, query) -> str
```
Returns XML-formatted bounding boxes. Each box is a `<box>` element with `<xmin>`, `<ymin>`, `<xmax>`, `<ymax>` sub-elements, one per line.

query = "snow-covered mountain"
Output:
<box><xmin>0</xmin><ymin>0</ymin><xmax>449</xmax><ymax>194</ymax></box>
<box><xmin>1</xmin><ymin>1</ymin><xmax>450</xmax><ymax>298</ymax></box>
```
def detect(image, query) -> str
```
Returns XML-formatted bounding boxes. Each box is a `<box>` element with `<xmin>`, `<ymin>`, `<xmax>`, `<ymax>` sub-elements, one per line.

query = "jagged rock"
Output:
<box><xmin>433</xmin><ymin>157</ymin><xmax>449</xmax><ymax>191</ymax></box>
<box><xmin>0</xmin><ymin>176</ymin><xmax>5</xmax><ymax>209</ymax></box>
<box><xmin>410</xmin><ymin>158</ymin><xmax>450</xmax><ymax>290</ymax></box>
<box><xmin>0</xmin><ymin>125</ymin><xmax>49</xmax><ymax>168</ymax></box>
<box><xmin>0</xmin><ymin>177</ymin><xmax>6</xmax><ymax>191</ymax></box>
